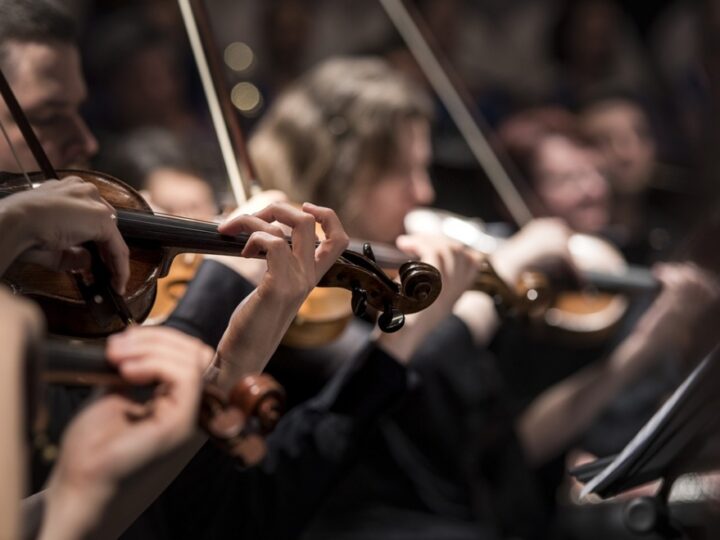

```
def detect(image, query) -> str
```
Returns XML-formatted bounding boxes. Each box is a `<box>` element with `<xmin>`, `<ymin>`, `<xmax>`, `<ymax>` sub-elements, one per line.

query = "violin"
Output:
<box><xmin>283</xmin><ymin>235</ymin><xmax>552</xmax><ymax>348</ymax></box>
<box><xmin>30</xmin><ymin>338</ymin><xmax>285</xmax><ymax>467</ymax></box>
<box><xmin>405</xmin><ymin>207</ymin><xmax>660</xmax><ymax>344</ymax></box>
<box><xmin>0</xmin><ymin>170</ymin><xmax>442</xmax><ymax>337</ymax></box>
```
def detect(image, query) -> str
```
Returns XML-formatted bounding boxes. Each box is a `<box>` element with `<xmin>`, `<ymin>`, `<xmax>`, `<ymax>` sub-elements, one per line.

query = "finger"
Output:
<box><xmin>69</xmin><ymin>178</ymin><xmax>105</xmax><ymax>204</ymax></box>
<box><xmin>395</xmin><ymin>235</ymin><xmax>423</xmax><ymax>258</ymax></box>
<box><xmin>95</xmin><ymin>223</ymin><xmax>130</xmax><ymax>296</ymax></box>
<box><xmin>18</xmin><ymin>249</ymin><xmax>64</xmax><ymax>270</ymax></box>
<box><xmin>253</xmin><ymin>203</ymin><xmax>316</xmax><ymax>266</ymax></box>
<box><xmin>395</xmin><ymin>235</ymin><xmax>440</xmax><ymax>267</ymax></box>
<box><xmin>75</xmin><ymin>198</ymin><xmax>131</xmax><ymax>295</ymax></box>
<box><xmin>118</xmin><ymin>355</ymin><xmax>199</xmax><ymax>388</ymax></box>
<box><xmin>241</xmin><ymin>231</ymin><xmax>291</xmax><ymax>264</ymax></box>
<box><xmin>218</xmin><ymin>214</ymin><xmax>286</xmax><ymax>239</ymax></box>
<box><xmin>302</xmin><ymin>203</ymin><xmax>349</xmax><ymax>275</ymax></box>
<box><xmin>652</xmin><ymin>263</ymin><xmax>682</xmax><ymax>288</ymax></box>
<box><xmin>107</xmin><ymin>326</ymin><xmax>207</xmax><ymax>362</ymax></box>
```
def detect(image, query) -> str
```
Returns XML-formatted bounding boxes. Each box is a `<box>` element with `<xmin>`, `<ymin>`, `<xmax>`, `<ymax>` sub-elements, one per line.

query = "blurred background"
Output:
<box><xmin>62</xmin><ymin>0</ymin><xmax>718</xmax><ymax>230</ymax></box>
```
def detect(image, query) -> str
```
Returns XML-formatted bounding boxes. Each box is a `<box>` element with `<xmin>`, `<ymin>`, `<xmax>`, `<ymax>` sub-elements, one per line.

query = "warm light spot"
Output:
<box><xmin>224</xmin><ymin>42</ymin><xmax>254</xmax><ymax>72</ymax></box>
<box><xmin>231</xmin><ymin>82</ymin><xmax>263</xmax><ymax>115</ymax></box>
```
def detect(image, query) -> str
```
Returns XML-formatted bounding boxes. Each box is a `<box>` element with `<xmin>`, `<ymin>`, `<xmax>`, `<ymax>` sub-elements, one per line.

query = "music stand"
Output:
<box><xmin>570</xmin><ymin>345</ymin><xmax>720</xmax><ymax>538</ymax></box>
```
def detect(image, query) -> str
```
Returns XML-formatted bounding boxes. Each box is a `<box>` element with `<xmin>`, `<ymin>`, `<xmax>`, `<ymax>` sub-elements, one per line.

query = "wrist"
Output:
<box><xmin>608</xmin><ymin>328</ymin><xmax>660</xmax><ymax>382</ymax></box>
<box><xmin>40</xmin><ymin>471</ymin><xmax>115</xmax><ymax>540</ymax></box>
<box><xmin>255</xmin><ymin>278</ymin><xmax>306</xmax><ymax>313</ymax></box>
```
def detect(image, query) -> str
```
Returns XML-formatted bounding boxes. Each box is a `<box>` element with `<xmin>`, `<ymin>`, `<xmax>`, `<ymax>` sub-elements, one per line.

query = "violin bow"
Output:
<box><xmin>379</xmin><ymin>0</ymin><xmax>533</xmax><ymax>227</ymax></box>
<box><xmin>0</xmin><ymin>68</ymin><xmax>135</xmax><ymax>326</ymax></box>
<box><xmin>178</xmin><ymin>0</ymin><xmax>256</xmax><ymax>204</ymax></box>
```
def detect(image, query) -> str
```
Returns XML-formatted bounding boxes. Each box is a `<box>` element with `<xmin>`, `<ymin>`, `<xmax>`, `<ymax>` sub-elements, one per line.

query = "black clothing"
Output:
<box><xmin>120</xmin><ymin>260</ymin><xmax>409</xmax><ymax>539</ymax></box>
<box><xmin>297</xmin><ymin>317</ymin><xmax>545</xmax><ymax>540</ymax></box>
<box><xmin>30</xmin><ymin>386</ymin><xmax>91</xmax><ymax>493</ymax></box>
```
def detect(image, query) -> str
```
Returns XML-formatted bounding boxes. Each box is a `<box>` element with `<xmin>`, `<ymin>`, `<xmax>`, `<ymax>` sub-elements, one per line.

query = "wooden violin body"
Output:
<box><xmin>3</xmin><ymin>171</ymin><xmax>163</xmax><ymax>336</ymax></box>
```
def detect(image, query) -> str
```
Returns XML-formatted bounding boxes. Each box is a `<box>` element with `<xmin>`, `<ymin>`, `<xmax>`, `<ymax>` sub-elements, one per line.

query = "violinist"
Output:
<box><xmin>578</xmin><ymin>91</ymin><xmax>697</xmax><ymax>265</ymax></box>
<box><xmin>0</xmin><ymin>180</ymin><xmax>213</xmax><ymax>539</ymax></box>
<box><xmin>229</xmin><ymin>57</ymin><xmax>720</xmax><ymax>539</ymax></box>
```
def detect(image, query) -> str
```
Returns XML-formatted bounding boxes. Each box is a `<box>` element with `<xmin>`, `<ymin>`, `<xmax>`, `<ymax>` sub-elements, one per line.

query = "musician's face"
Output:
<box><xmin>0</xmin><ymin>41</ymin><xmax>98</xmax><ymax>173</ymax></box>
<box><xmin>353</xmin><ymin>118</ymin><xmax>435</xmax><ymax>244</ymax></box>
<box><xmin>533</xmin><ymin>135</ymin><xmax>610</xmax><ymax>234</ymax></box>
<box><xmin>145</xmin><ymin>168</ymin><xmax>217</xmax><ymax>220</ymax></box>
<box><xmin>580</xmin><ymin>100</ymin><xmax>656</xmax><ymax>196</ymax></box>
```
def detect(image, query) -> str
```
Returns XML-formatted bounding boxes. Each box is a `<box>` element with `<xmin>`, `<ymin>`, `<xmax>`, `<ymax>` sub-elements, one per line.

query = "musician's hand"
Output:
<box><xmin>492</xmin><ymin>218</ymin><xmax>576</xmax><ymax>283</ymax></box>
<box><xmin>41</xmin><ymin>327</ymin><xmax>209</xmax><ymax>538</ymax></box>
<box><xmin>379</xmin><ymin>234</ymin><xmax>485</xmax><ymax>361</ymax></box>
<box><xmin>396</xmin><ymin>234</ymin><xmax>480</xmax><ymax>310</ymax></box>
<box><xmin>0</xmin><ymin>177</ymin><xmax>130</xmax><ymax>294</ymax></box>
<box><xmin>635</xmin><ymin>263</ymin><xmax>720</xmax><ymax>364</ymax></box>
<box><xmin>214</xmin><ymin>202</ymin><xmax>348</xmax><ymax>384</ymax></box>
<box><xmin>218</xmin><ymin>201</ymin><xmax>349</xmax><ymax>306</ymax></box>
<box><xmin>207</xmin><ymin>190</ymin><xmax>288</xmax><ymax>284</ymax></box>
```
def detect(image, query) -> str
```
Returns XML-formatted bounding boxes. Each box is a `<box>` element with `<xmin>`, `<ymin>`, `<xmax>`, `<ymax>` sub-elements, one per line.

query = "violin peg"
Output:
<box><xmin>351</xmin><ymin>287</ymin><xmax>368</xmax><ymax>317</ymax></box>
<box><xmin>362</xmin><ymin>242</ymin><xmax>376</xmax><ymax>263</ymax></box>
<box><xmin>378</xmin><ymin>307</ymin><xmax>404</xmax><ymax>333</ymax></box>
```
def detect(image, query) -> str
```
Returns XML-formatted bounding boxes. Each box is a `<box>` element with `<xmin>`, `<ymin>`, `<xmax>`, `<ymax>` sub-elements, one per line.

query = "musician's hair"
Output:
<box><xmin>249</xmin><ymin>56</ymin><xmax>432</xmax><ymax>227</ymax></box>
<box><xmin>0</xmin><ymin>0</ymin><xmax>78</xmax><ymax>77</ymax></box>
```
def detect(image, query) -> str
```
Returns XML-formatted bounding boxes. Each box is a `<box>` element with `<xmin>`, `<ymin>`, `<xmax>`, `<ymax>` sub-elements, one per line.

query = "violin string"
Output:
<box><xmin>0</xmin><ymin>116</ymin><xmax>33</xmax><ymax>188</ymax></box>
<box><xmin>122</xmin><ymin>209</ymin><xmax>340</xmax><ymax>250</ymax></box>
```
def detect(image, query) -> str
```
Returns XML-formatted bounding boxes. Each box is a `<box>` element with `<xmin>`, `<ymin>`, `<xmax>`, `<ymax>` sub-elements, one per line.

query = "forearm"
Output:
<box><xmin>0</xmin><ymin>331</ymin><xmax>25</xmax><ymax>540</ymax></box>
<box><xmin>165</xmin><ymin>260</ymin><xmax>256</xmax><ymax>348</ymax></box>
<box><xmin>40</xmin><ymin>433</ymin><xmax>206</xmax><ymax>540</ymax></box>
<box><xmin>517</xmin><ymin>329</ymin><xmax>657</xmax><ymax>465</ymax></box>
<box><xmin>216</xmin><ymin>287</ymin><xmax>302</xmax><ymax>392</ymax></box>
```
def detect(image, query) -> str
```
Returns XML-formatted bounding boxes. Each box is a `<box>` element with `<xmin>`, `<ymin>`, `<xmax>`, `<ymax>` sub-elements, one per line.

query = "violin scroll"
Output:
<box><xmin>228</xmin><ymin>374</ymin><xmax>285</xmax><ymax>432</ymax></box>
<box><xmin>319</xmin><ymin>251</ymin><xmax>442</xmax><ymax>333</ymax></box>
<box><xmin>201</xmin><ymin>374</ymin><xmax>285</xmax><ymax>467</ymax></box>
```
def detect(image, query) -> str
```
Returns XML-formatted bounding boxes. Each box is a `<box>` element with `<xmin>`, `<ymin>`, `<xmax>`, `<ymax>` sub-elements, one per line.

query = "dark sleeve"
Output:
<box><xmin>164</xmin><ymin>260</ymin><xmax>255</xmax><ymax>347</ymax></box>
<box><xmin>158</xmin><ymin>343</ymin><xmax>409</xmax><ymax>540</ymax></box>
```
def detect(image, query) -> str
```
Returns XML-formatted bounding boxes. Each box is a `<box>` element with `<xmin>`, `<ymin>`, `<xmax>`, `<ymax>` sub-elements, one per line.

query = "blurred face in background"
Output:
<box><xmin>532</xmin><ymin>134</ymin><xmax>610</xmax><ymax>234</ymax></box>
<box><xmin>351</xmin><ymin>118</ymin><xmax>435</xmax><ymax>244</ymax></box>
<box><xmin>580</xmin><ymin>99</ymin><xmax>656</xmax><ymax>196</ymax></box>
<box><xmin>145</xmin><ymin>168</ymin><xmax>217</xmax><ymax>220</ymax></box>
<box><xmin>0</xmin><ymin>41</ymin><xmax>98</xmax><ymax>171</ymax></box>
